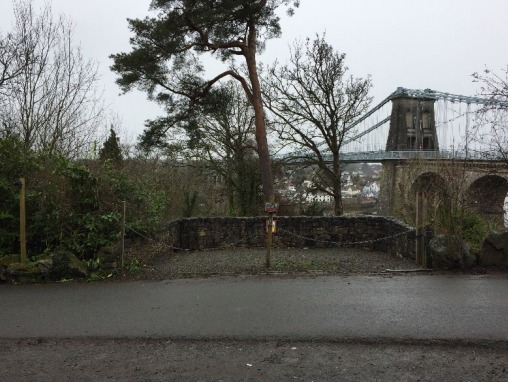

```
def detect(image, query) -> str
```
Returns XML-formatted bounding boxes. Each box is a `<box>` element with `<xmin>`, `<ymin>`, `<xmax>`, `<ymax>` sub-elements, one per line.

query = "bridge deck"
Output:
<box><xmin>336</xmin><ymin>150</ymin><xmax>505</xmax><ymax>163</ymax></box>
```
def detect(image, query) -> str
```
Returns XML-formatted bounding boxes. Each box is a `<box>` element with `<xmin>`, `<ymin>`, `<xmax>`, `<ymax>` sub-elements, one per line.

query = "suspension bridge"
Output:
<box><xmin>315</xmin><ymin>86</ymin><xmax>508</xmax><ymax>223</ymax></box>
<box><xmin>333</xmin><ymin>87</ymin><xmax>508</xmax><ymax>163</ymax></box>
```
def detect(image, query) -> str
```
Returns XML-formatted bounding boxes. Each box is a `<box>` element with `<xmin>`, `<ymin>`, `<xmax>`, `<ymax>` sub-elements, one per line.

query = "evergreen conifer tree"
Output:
<box><xmin>99</xmin><ymin>127</ymin><xmax>123</xmax><ymax>164</ymax></box>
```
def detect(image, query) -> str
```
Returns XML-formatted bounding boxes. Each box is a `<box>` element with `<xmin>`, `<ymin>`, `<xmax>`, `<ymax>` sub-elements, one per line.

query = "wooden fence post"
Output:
<box><xmin>121</xmin><ymin>200</ymin><xmax>126</xmax><ymax>271</ymax></box>
<box><xmin>19</xmin><ymin>178</ymin><xmax>26</xmax><ymax>262</ymax></box>
<box><xmin>415</xmin><ymin>191</ymin><xmax>427</xmax><ymax>267</ymax></box>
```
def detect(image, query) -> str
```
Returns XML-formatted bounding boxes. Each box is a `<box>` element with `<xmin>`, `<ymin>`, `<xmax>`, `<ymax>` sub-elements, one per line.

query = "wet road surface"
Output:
<box><xmin>1</xmin><ymin>274</ymin><xmax>507</xmax><ymax>341</ymax></box>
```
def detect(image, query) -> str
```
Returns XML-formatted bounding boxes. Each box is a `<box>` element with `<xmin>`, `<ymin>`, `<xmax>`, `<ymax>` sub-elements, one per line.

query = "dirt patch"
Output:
<box><xmin>122</xmin><ymin>242</ymin><xmax>419</xmax><ymax>281</ymax></box>
<box><xmin>1</xmin><ymin>338</ymin><xmax>506</xmax><ymax>381</ymax></box>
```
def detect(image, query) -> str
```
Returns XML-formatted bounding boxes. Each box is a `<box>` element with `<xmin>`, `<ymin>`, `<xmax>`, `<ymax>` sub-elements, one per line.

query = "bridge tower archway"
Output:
<box><xmin>409</xmin><ymin>172</ymin><xmax>450</xmax><ymax>225</ymax></box>
<box><xmin>466</xmin><ymin>175</ymin><xmax>508</xmax><ymax>226</ymax></box>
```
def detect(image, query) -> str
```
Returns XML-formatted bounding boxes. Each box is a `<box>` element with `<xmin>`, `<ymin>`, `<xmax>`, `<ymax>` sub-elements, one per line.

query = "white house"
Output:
<box><xmin>362</xmin><ymin>182</ymin><xmax>380</xmax><ymax>198</ymax></box>
<box><xmin>342</xmin><ymin>185</ymin><xmax>361</xmax><ymax>198</ymax></box>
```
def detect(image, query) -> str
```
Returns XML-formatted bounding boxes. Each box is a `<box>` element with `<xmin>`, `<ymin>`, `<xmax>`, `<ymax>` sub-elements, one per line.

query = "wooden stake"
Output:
<box><xmin>121</xmin><ymin>200</ymin><xmax>126</xmax><ymax>271</ymax></box>
<box><xmin>415</xmin><ymin>191</ymin><xmax>427</xmax><ymax>267</ymax></box>
<box><xmin>19</xmin><ymin>178</ymin><xmax>26</xmax><ymax>262</ymax></box>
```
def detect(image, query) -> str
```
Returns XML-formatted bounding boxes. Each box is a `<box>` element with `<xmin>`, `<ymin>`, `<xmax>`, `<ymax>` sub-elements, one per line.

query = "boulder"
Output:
<box><xmin>6</xmin><ymin>261</ymin><xmax>45</xmax><ymax>283</ymax></box>
<box><xmin>480</xmin><ymin>230</ymin><xmax>508</xmax><ymax>267</ymax></box>
<box><xmin>0</xmin><ymin>251</ymin><xmax>87</xmax><ymax>283</ymax></box>
<box><xmin>1</xmin><ymin>254</ymin><xmax>21</xmax><ymax>281</ymax></box>
<box><xmin>0</xmin><ymin>254</ymin><xmax>21</xmax><ymax>266</ymax></box>
<box><xmin>96</xmin><ymin>243</ymin><xmax>123</xmax><ymax>270</ymax></box>
<box><xmin>428</xmin><ymin>235</ymin><xmax>474</xmax><ymax>268</ymax></box>
<box><xmin>97</xmin><ymin>245</ymin><xmax>121</xmax><ymax>263</ymax></box>
<box><xmin>49</xmin><ymin>250</ymin><xmax>88</xmax><ymax>278</ymax></box>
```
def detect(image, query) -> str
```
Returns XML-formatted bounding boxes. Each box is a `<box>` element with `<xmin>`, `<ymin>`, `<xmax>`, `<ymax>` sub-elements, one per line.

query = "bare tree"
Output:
<box><xmin>0</xmin><ymin>32</ymin><xmax>28</xmax><ymax>90</ymax></box>
<box><xmin>472</xmin><ymin>67</ymin><xmax>508</xmax><ymax>161</ymax></box>
<box><xmin>263</xmin><ymin>34</ymin><xmax>372</xmax><ymax>215</ymax></box>
<box><xmin>0</xmin><ymin>0</ymin><xmax>104</xmax><ymax>157</ymax></box>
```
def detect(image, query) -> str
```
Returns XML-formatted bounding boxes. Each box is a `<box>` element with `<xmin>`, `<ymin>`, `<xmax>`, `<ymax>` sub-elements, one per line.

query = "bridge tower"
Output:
<box><xmin>381</xmin><ymin>91</ymin><xmax>439</xmax><ymax>215</ymax></box>
<box><xmin>386</xmin><ymin>90</ymin><xmax>438</xmax><ymax>151</ymax></box>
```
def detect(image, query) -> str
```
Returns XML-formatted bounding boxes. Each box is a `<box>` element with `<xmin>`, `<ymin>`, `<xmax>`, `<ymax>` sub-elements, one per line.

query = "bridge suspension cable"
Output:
<box><xmin>342</xmin><ymin>87</ymin><xmax>508</xmax><ymax>148</ymax></box>
<box><xmin>298</xmin><ymin>87</ymin><xmax>508</xmax><ymax>162</ymax></box>
<box><xmin>393</xmin><ymin>87</ymin><xmax>508</xmax><ymax>108</ymax></box>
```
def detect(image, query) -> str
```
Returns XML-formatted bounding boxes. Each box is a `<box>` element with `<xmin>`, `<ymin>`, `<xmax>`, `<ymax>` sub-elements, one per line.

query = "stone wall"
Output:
<box><xmin>165</xmin><ymin>216</ymin><xmax>415</xmax><ymax>258</ymax></box>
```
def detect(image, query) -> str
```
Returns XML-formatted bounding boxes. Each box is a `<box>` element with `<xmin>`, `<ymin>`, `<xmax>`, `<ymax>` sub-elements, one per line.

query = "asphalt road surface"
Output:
<box><xmin>1</xmin><ymin>274</ymin><xmax>507</xmax><ymax>342</ymax></box>
<box><xmin>1</xmin><ymin>274</ymin><xmax>508</xmax><ymax>381</ymax></box>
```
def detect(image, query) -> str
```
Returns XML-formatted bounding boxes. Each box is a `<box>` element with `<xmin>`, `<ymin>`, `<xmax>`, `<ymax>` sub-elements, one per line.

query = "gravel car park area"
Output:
<box><xmin>125</xmin><ymin>244</ymin><xmax>420</xmax><ymax>280</ymax></box>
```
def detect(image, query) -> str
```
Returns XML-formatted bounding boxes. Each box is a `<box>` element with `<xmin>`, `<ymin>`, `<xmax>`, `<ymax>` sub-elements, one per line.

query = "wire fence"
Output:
<box><xmin>276</xmin><ymin>227</ymin><xmax>413</xmax><ymax>247</ymax></box>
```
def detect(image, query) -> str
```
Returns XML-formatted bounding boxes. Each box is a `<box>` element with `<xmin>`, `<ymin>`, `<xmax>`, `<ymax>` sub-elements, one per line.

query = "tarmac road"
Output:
<box><xmin>1</xmin><ymin>274</ymin><xmax>507</xmax><ymax>342</ymax></box>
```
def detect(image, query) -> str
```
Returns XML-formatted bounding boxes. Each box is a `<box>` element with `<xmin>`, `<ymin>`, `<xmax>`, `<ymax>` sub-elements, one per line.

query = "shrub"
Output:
<box><xmin>436</xmin><ymin>208</ymin><xmax>490</xmax><ymax>256</ymax></box>
<box><xmin>0</xmin><ymin>136</ymin><xmax>169</xmax><ymax>260</ymax></box>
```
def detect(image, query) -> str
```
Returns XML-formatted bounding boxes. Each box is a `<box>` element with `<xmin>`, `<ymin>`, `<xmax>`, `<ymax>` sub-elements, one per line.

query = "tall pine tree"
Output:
<box><xmin>99</xmin><ymin>127</ymin><xmax>123</xmax><ymax>165</ymax></box>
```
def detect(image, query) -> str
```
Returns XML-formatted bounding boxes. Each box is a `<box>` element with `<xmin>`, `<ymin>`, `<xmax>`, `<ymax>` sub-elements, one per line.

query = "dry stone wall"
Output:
<box><xmin>165</xmin><ymin>216</ymin><xmax>415</xmax><ymax>258</ymax></box>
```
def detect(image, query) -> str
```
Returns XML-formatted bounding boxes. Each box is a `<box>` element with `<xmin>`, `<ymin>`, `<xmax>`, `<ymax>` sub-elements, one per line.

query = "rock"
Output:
<box><xmin>0</xmin><ymin>254</ymin><xmax>21</xmax><ymax>282</ymax></box>
<box><xmin>37</xmin><ymin>259</ymin><xmax>53</xmax><ymax>273</ymax></box>
<box><xmin>6</xmin><ymin>261</ymin><xmax>48</xmax><ymax>283</ymax></box>
<box><xmin>428</xmin><ymin>235</ymin><xmax>474</xmax><ymax>269</ymax></box>
<box><xmin>0</xmin><ymin>251</ymin><xmax>87</xmax><ymax>283</ymax></box>
<box><xmin>96</xmin><ymin>244</ymin><xmax>123</xmax><ymax>271</ymax></box>
<box><xmin>480</xmin><ymin>230</ymin><xmax>508</xmax><ymax>266</ymax></box>
<box><xmin>97</xmin><ymin>244</ymin><xmax>121</xmax><ymax>263</ymax></box>
<box><xmin>103</xmin><ymin>261</ymin><xmax>117</xmax><ymax>270</ymax></box>
<box><xmin>0</xmin><ymin>254</ymin><xmax>21</xmax><ymax>266</ymax></box>
<box><xmin>50</xmin><ymin>250</ymin><xmax>88</xmax><ymax>278</ymax></box>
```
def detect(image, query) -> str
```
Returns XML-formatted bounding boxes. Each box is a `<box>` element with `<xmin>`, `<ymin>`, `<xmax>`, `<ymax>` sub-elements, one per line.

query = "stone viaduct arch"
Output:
<box><xmin>380</xmin><ymin>160</ymin><xmax>508</xmax><ymax>226</ymax></box>
<box><xmin>466</xmin><ymin>174</ymin><xmax>508</xmax><ymax>223</ymax></box>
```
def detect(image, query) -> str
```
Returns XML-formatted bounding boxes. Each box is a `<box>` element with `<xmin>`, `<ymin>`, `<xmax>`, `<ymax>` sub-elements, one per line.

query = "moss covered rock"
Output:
<box><xmin>49</xmin><ymin>250</ymin><xmax>88</xmax><ymax>279</ymax></box>
<box><xmin>0</xmin><ymin>251</ymin><xmax>87</xmax><ymax>283</ymax></box>
<box><xmin>6</xmin><ymin>261</ymin><xmax>47</xmax><ymax>283</ymax></box>
<box><xmin>0</xmin><ymin>254</ymin><xmax>21</xmax><ymax>281</ymax></box>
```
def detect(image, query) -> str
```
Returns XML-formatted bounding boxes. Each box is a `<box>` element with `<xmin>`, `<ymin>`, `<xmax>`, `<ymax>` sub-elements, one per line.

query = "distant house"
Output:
<box><xmin>342</xmin><ymin>185</ymin><xmax>361</xmax><ymax>198</ymax></box>
<box><xmin>302</xmin><ymin>180</ymin><xmax>314</xmax><ymax>189</ymax></box>
<box><xmin>341</xmin><ymin>171</ymin><xmax>353</xmax><ymax>188</ymax></box>
<box><xmin>305</xmin><ymin>190</ymin><xmax>332</xmax><ymax>203</ymax></box>
<box><xmin>362</xmin><ymin>182</ymin><xmax>380</xmax><ymax>198</ymax></box>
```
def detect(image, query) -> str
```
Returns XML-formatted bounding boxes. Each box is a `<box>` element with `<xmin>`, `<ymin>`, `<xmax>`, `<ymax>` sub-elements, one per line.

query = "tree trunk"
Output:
<box><xmin>332</xmin><ymin>150</ymin><xmax>343</xmax><ymax>215</ymax></box>
<box><xmin>245</xmin><ymin>22</ymin><xmax>274</xmax><ymax>203</ymax></box>
<box><xmin>334</xmin><ymin>188</ymin><xmax>344</xmax><ymax>215</ymax></box>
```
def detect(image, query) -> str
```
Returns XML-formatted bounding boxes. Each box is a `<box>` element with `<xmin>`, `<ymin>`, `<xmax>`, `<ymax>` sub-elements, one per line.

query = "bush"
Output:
<box><xmin>0</xmin><ymin>136</ymin><xmax>40</xmax><ymax>256</ymax></box>
<box><xmin>460</xmin><ymin>210</ymin><xmax>490</xmax><ymax>252</ymax></box>
<box><xmin>0</xmin><ymin>136</ymin><xmax>169</xmax><ymax>260</ymax></box>
<box><xmin>437</xmin><ymin>208</ymin><xmax>490</xmax><ymax>253</ymax></box>
<box><xmin>301</xmin><ymin>201</ymin><xmax>326</xmax><ymax>216</ymax></box>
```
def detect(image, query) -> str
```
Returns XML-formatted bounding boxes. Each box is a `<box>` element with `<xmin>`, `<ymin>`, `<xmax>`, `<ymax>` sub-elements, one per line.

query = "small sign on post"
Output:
<box><xmin>264</xmin><ymin>202</ymin><xmax>279</xmax><ymax>214</ymax></box>
<box><xmin>266</xmin><ymin>219</ymin><xmax>277</xmax><ymax>234</ymax></box>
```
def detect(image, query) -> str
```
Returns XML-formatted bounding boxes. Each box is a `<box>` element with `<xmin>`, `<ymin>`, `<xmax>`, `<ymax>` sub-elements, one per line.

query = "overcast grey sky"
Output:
<box><xmin>1</xmin><ymin>0</ymin><xmax>508</xmax><ymax>142</ymax></box>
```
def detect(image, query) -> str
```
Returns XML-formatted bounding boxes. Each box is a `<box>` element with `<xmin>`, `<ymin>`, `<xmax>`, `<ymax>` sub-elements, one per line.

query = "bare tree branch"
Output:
<box><xmin>263</xmin><ymin>34</ymin><xmax>372</xmax><ymax>215</ymax></box>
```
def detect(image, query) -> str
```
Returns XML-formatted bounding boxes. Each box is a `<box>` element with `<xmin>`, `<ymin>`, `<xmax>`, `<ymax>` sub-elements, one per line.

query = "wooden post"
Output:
<box><xmin>121</xmin><ymin>200</ymin><xmax>126</xmax><ymax>271</ymax></box>
<box><xmin>415</xmin><ymin>191</ymin><xmax>427</xmax><ymax>267</ymax></box>
<box><xmin>265</xmin><ymin>196</ymin><xmax>275</xmax><ymax>269</ymax></box>
<box><xmin>422</xmin><ymin>192</ymin><xmax>427</xmax><ymax>267</ymax></box>
<box><xmin>19</xmin><ymin>178</ymin><xmax>26</xmax><ymax>262</ymax></box>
